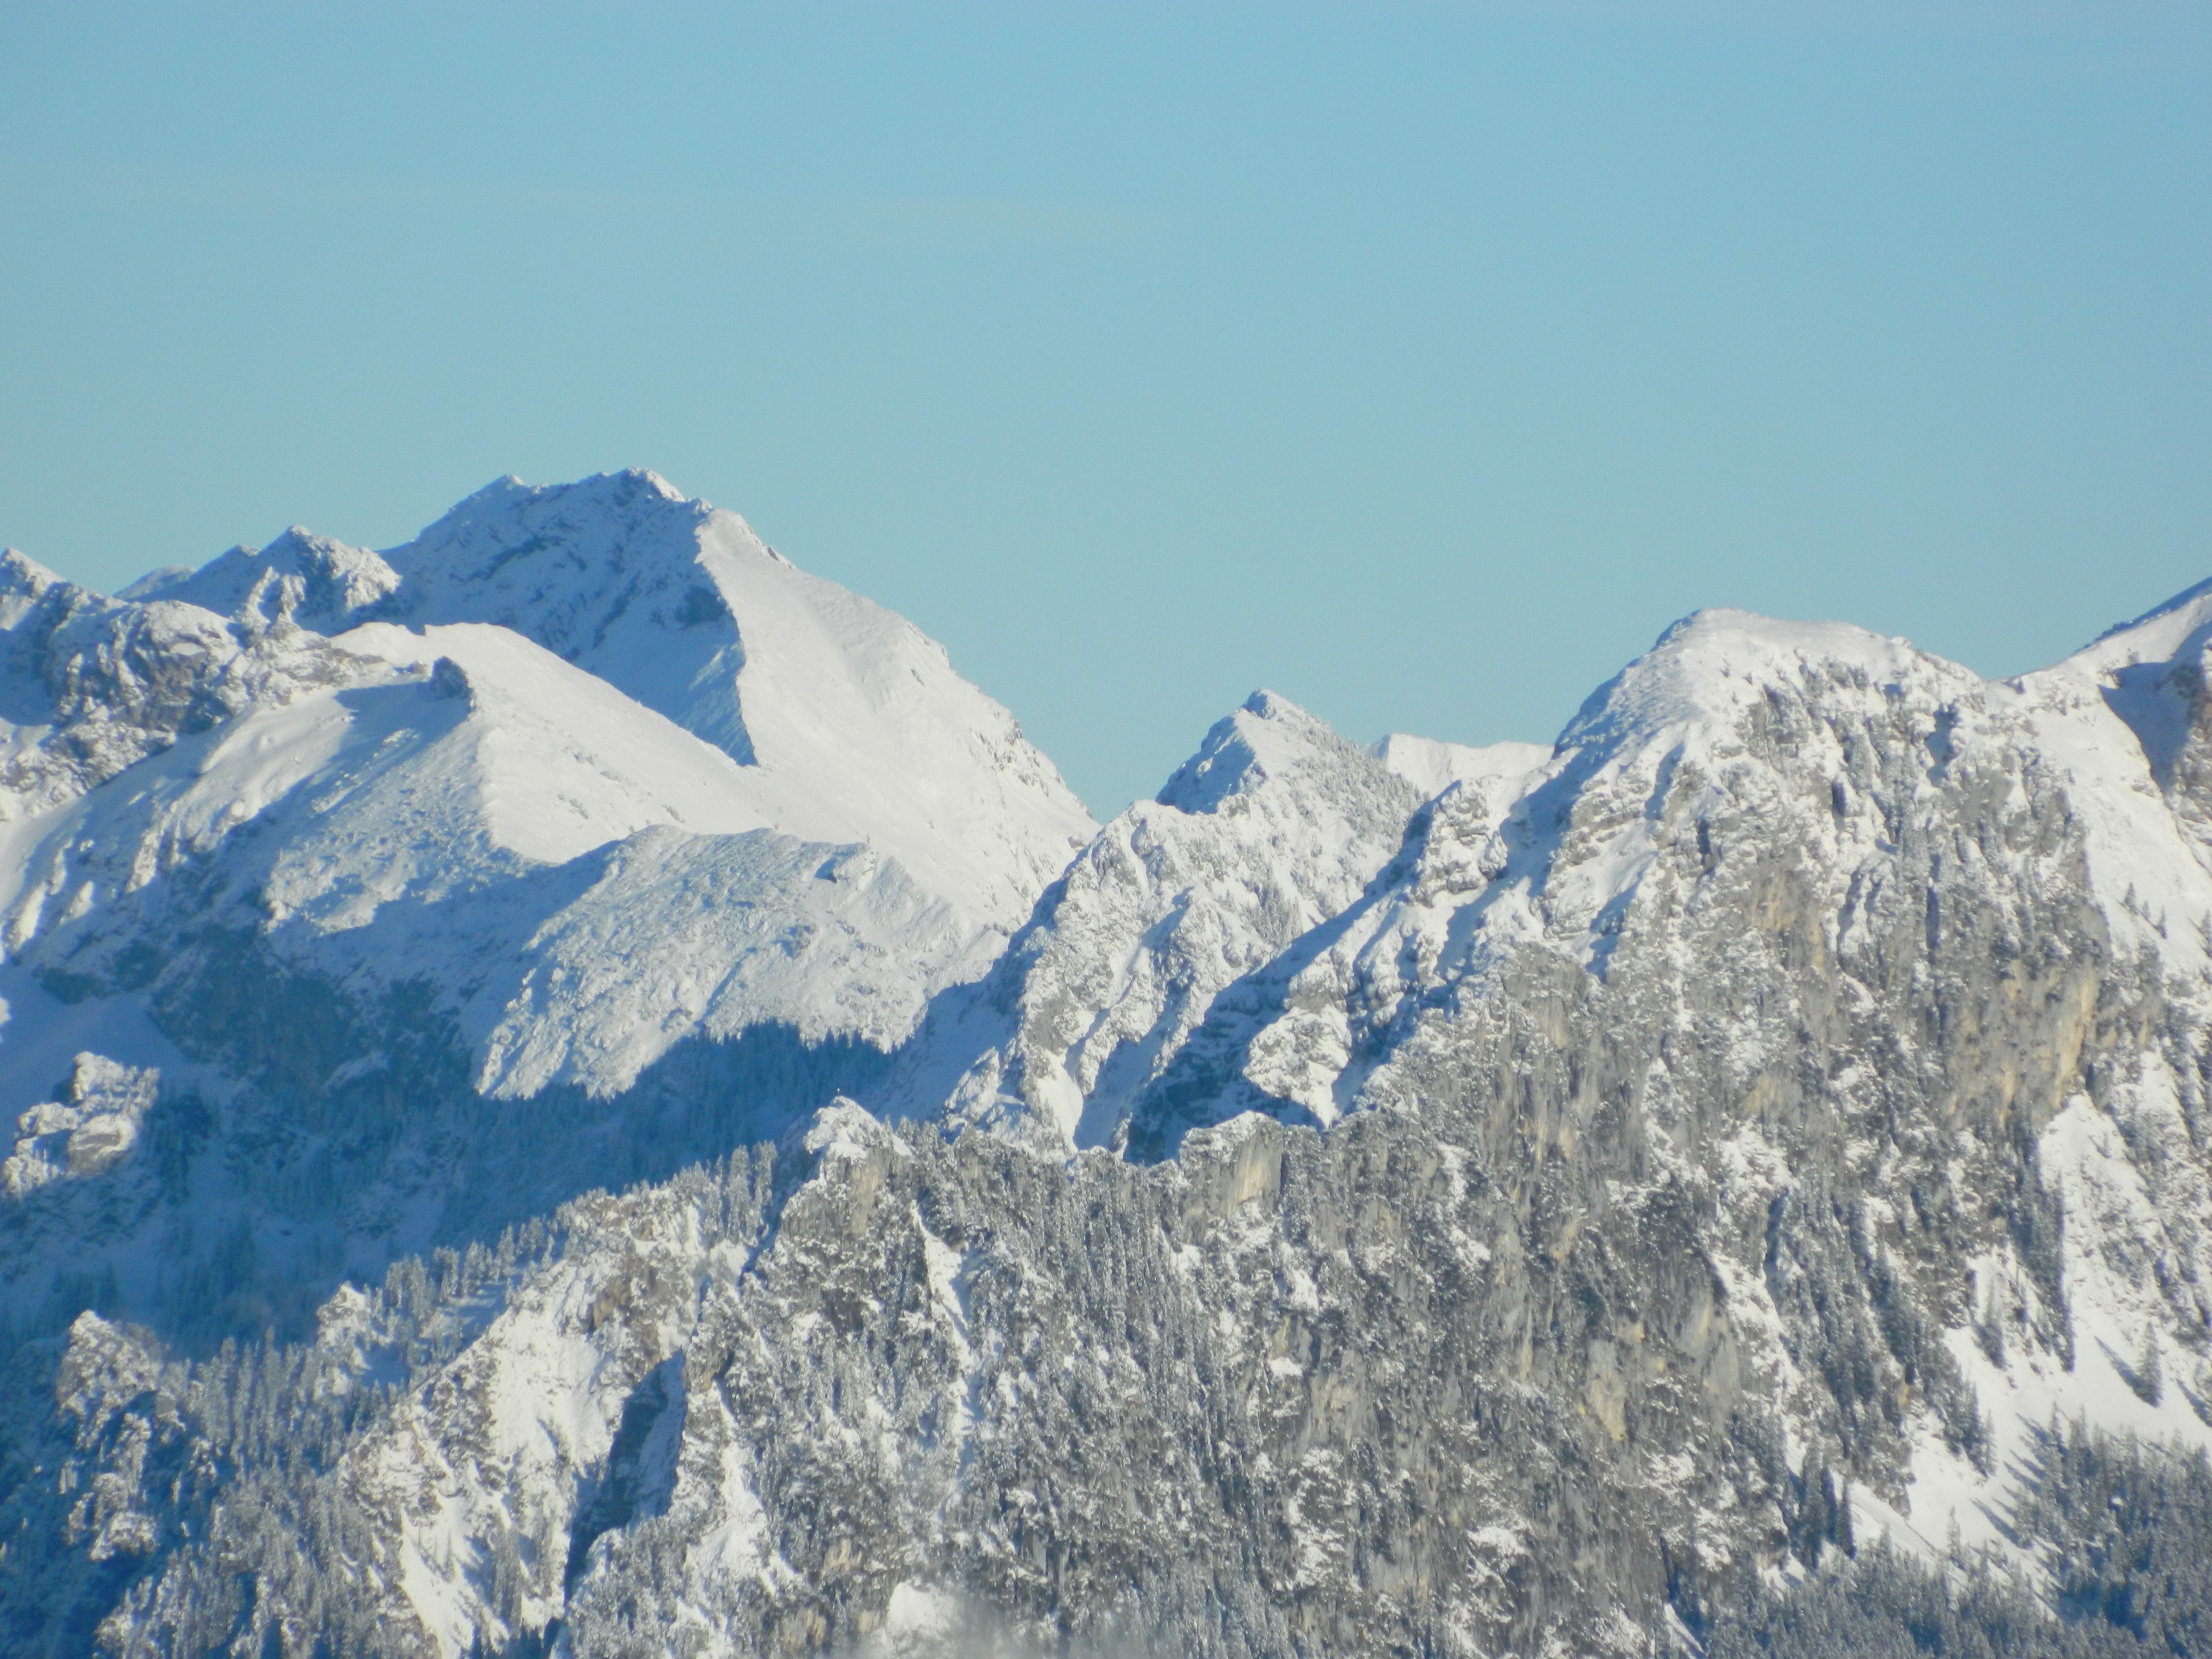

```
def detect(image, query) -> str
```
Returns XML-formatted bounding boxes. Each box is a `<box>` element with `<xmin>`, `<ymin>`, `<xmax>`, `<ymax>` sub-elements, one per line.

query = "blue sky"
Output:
<box><xmin>3</xmin><ymin>2</ymin><xmax>2207</xmax><ymax>813</ymax></box>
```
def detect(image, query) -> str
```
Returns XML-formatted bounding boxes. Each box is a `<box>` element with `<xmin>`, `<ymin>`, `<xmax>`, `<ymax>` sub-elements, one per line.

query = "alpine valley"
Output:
<box><xmin>2</xmin><ymin>471</ymin><xmax>2209</xmax><ymax>1658</ymax></box>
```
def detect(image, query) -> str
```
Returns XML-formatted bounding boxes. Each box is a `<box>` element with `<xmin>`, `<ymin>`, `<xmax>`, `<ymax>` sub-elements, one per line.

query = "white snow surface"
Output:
<box><xmin>1370</xmin><ymin>731</ymin><xmax>1551</xmax><ymax>812</ymax></box>
<box><xmin>0</xmin><ymin>472</ymin><xmax>1093</xmax><ymax>1099</ymax></box>
<box><xmin>371</xmin><ymin>471</ymin><xmax>1093</xmax><ymax>932</ymax></box>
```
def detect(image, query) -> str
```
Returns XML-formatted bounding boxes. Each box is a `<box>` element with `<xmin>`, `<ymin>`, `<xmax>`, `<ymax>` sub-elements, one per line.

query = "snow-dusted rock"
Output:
<box><xmin>133</xmin><ymin>528</ymin><xmax>402</xmax><ymax>631</ymax></box>
<box><xmin>892</xmin><ymin>690</ymin><xmax>1423</xmax><ymax>1150</ymax></box>
<box><xmin>1</xmin><ymin>1053</ymin><xmax>159</xmax><ymax>1196</ymax></box>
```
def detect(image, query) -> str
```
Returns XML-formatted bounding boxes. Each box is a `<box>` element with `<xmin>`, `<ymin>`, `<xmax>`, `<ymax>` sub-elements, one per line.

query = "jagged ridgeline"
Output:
<box><xmin>3</xmin><ymin>473</ymin><xmax>2211</xmax><ymax>1656</ymax></box>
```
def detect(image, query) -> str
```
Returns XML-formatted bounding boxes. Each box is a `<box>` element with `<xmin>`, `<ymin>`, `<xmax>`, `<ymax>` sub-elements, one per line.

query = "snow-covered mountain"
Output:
<box><xmin>113</xmin><ymin>470</ymin><xmax>1092</xmax><ymax>934</ymax></box>
<box><xmin>3</xmin><ymin>479</ymin><xmax>2211</xmax><ymax>1659</ymax></box>
<box><xmin>0</xmin><ymin>472</ymin><xmax>1091</xmax><ymax>1326</ymax></box>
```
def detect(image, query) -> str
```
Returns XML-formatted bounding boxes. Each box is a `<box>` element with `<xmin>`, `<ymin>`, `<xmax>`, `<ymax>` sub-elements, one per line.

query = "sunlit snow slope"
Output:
<box><xmin>4</xmin><ymin>472</ymin><xmax>1091</xmax><ymax>1101</ymax></box>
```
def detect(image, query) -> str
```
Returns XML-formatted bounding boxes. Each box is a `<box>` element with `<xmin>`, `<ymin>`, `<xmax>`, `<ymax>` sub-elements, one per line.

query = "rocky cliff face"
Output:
<box><xmin>2</xmin><ymin>482</ymin><xmax>2210</xmax><ymax>1657</ymax></box>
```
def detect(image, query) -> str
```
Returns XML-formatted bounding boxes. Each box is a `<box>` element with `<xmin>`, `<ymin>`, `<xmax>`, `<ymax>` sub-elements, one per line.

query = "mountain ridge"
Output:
<box><xmin>2</xmin><ymin>474</ymin><xmax>2210</xmax><ymax>1657</ymax></box>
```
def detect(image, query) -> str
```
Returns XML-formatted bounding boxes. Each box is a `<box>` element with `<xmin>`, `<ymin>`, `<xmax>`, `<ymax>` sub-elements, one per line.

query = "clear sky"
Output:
<box><xmin>3</xmin><ymin>3</ymin><xmax>2208</xmax><ymax>815</ymax></box>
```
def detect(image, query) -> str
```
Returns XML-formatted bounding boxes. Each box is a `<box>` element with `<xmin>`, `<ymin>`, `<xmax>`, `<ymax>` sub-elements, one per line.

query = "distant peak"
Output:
<box><xmin>1558</xmin><ymin>605</ymin><xmax>1953</xmax><ymax>757</ymax></box>
<box><xmin>418</xmin><ymin>469</ymin><xmax>703</xmax><ymax>543</ymax></box>
<box><xmin>550</xmin><ymin>466</ymin><xmax>688</xmax><ymax>505</ymax></box>
<box><xmin>138</xmin><ymin>526</ymin><xmax>399</xmax><ymax>626</ymax></box>
<box><xmin>1157</xmin><ymin>690</ymin><xmax>1367</xmax><ymax>815</ymax></box>
<box><xmin>260</xmin><ymin>526</ymin><xmax>356</xmax><ymax>562</ymax></box>
<box><xmin>1652</xmin><ymin>605</ymin><xmax>1901</xmax><ymax>653</ymax></box>
<box><xmin>1</xmin><ymin>547</ymin><xmax>64</xmax><ymax>599</ymax></box>
<box><xmin>1372</xmin><ymin>732</ymin><xmax>1553</xmax><ymax>804</ymax></box>
<box><xmin>116</xmin><ymin>564</ymin><xmax>197</xmax><ymax>602</ymax></box>
<box><xmin>2088</xmin><ymin>573</ymin><xmax>2212</xmax><ymax>649</ymax></box>
<box><xmin>2059</xmin><ymin>572</ymin><xmax>2212</xmax><ymax>680</ymax></box>
<box><xmin>539</xmin><ymin>467</ymin><xmax>688</xmax><ymax>506</ymax></box>
<box><xmin>453</xmin><ymin>474</ymin><xmax>532</xmax><ymax>509</ymax></box>
<box><xmin>1242</xmin><ymin>688</ymin><xmax>1291</xmax><ymax>718</ymax></box>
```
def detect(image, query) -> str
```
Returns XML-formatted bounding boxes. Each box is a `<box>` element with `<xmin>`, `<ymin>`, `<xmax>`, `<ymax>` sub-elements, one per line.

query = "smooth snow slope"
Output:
<box><xmin>377</xmin><ymin>471</ymin><xmax>1093</xmax><ymax>932</ymax></box>
<box><xmin>1</xmin><ymin>473</ymin><xmax>1094</xmax><ymax>1105</ymax></box>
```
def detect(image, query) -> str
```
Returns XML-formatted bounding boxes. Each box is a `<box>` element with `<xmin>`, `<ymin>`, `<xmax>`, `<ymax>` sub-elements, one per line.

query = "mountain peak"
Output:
<box><xmin>397</xmin><ymin>469</ymin><xmax>709</xmax><ymax>578</ymax></box>
<box><xmin>364</xmin><ymin>471</ymin><xmax>1097</xmax><ymax>926</ymax></box>
<box><xmin>2060</xmin><ymin>572</ymin><xmax>2212</xmax><ymax>679</ymax></box>
<box><xmin>0</xmin><ymin>547</ymin><xmax>63</xmax><ymax>603</ymax></box>
<box><xmin>1558</xmin><ymin>605</ymin><xmax>1961</xmax><ymax>760</ymax></box>
<box><xmin>1156</xmin><ymin>690</ymin><xmax>1358</xmax><ymax>814</ymax></box>
<box><xmin>1371</xmin><ymin>732</ymin><xmax>1553</xmax><ymax>807</ymax></box>
<box><xmin>147</xmin><ymin>527</ymin><xmax>401</xmax><ymax>626</ymax></box>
